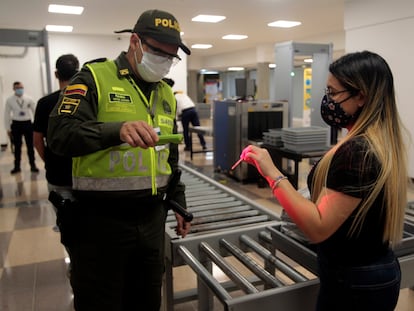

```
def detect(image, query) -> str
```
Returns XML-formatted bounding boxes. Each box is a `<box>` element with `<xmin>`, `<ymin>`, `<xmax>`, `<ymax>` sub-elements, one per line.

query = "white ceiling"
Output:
<box><xmin>0</xmin><ymin>0</ymin><xmax>344</xmax><ymax>61</ymax></box>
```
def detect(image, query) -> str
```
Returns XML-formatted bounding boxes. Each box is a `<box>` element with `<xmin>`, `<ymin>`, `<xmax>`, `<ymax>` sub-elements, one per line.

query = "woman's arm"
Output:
<box><xmin>243</xmin><ymin>145</ymin><xmax>361</xmax><ymax>243</ymax></box>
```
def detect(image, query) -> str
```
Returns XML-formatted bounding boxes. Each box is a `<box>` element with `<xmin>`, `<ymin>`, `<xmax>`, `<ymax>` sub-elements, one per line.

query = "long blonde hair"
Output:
<box><xmin>311</xmin><ymin>51</ymin><xmax>408</xmax><ymax>246</ymax></box>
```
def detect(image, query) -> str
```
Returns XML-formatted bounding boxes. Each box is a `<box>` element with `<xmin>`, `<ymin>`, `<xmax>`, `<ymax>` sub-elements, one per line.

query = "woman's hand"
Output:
<box><xmin>241</xmin><ymin>145</ymin><xmax>282</xmax><ymax>182</ymax></box>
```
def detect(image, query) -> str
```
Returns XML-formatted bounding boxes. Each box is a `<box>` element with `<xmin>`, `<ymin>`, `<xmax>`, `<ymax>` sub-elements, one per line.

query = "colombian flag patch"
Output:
<box><xmin>64</xmin><ymin>84</ymin><xmax>88</xmax><ymax>96</ymax></box>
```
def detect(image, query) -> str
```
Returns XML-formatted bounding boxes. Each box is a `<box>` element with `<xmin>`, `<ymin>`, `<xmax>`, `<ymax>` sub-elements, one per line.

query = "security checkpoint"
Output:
<box><xmin>163</xmin><ymin>164</ymin><xmax>414</xmax><ymax>310</ymax></box>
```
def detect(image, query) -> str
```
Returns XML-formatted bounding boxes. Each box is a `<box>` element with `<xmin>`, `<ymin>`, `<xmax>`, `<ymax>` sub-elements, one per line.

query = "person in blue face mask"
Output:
<box><xmin>237</xmin><ymin>51</ymin><xmax>408</xmax><ymax>311</ymax></box>
<box><xmin>4</xmin><ymin>81</ymin><xmax>39</xmax><ymax>174</ymax></box>
<box><xmin>47</xmin><ymin>9</ymin><xmax>191</xmax><ymax>311</ymax></box>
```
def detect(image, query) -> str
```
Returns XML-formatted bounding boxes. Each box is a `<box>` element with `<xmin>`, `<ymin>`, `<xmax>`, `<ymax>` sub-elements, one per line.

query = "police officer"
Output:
<box><xmin>47</xmin><ymin>9</ymin><xmax>191</xmax><ymax>311</ymax></box>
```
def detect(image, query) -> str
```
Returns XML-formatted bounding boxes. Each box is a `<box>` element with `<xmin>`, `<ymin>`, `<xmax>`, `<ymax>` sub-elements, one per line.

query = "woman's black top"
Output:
<box><xmin>307</xmin><ymin>136</ymin><xmax>388</xmax><ymax>266</ymax></box>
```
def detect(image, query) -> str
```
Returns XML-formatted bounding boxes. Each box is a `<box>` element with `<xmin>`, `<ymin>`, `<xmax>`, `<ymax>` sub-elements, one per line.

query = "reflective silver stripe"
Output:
<box><xmin>72</xmin><ymin>175</ymin><xmax>170</xmax><ymax>191</ymax></box>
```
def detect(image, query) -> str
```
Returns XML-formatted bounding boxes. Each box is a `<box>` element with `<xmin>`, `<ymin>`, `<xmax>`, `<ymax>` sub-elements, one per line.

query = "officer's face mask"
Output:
<box><xmin>134</xmin><ymin>40</ymin><xmax>173</xmax><ymax>82</ymax></box>
<box><xmin>15</xmin><ymin>88</ymin><xmax>24</xmax><ymax>97</ymax></box>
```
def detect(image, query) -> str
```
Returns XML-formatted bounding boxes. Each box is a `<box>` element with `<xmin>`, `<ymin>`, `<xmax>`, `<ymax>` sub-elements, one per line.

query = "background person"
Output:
<box><xmin>240</xmin><ymin>51</ymin><xmax>408</xmax><ymax>311</ymax></box>
<box><xmin>33</xmin><ymin>54</ymin><xmax>79</xmax><ymax>235</ymax></box>
<box><xmin>4</xmin><ymin>81</ymin><xmax>38</xmax><ymax>174</ymax></box>
<box><xmin>47</xmin><ymin>9</ymin><xmax>191</xmax><ymax>311</ymax></box>
<box><xmin>164</xmin><ymin>77</ymin><xmax>207</xmax><ymax>151</ymax></box>
<box><xmin>34</xmin><ymin>54</ymin><xmax>79</xmax><ymax>193</ymax></box>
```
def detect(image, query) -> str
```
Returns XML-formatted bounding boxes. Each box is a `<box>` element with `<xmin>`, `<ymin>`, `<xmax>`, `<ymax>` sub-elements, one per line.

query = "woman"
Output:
<box><xmin>241</xmin><ymin>51</ymin><xmax>408</xmax><ymax>310</ymax></box>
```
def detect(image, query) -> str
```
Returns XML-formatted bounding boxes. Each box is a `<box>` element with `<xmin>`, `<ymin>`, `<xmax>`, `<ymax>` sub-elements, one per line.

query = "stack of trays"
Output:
<box><xmin>281</xmin><ymin>126</ymin><xmax>328</xmax><ymax>152</ymax></box>
<box><xmin>262</xmin><ymin>129</ymin><xmax>283</xmax><ymax>147</ymax></box>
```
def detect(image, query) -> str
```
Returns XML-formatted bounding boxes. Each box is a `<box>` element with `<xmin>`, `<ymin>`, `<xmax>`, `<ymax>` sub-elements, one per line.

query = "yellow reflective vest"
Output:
<box><xmin>72</xmin><ymin>60</ymin><xmax>176</xmax><ymax>194</ymax></box>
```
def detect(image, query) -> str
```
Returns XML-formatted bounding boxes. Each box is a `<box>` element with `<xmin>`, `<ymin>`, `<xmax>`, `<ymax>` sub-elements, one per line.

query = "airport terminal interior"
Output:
<box><xmin>0</xmin><ymin>119</ymin><xmax>414</xmax><ymax>310</ymax></box>
<box><xmin>1</xmin><ymin>2</ymin><xmax>414</xmax><ymax>310</ymax></box>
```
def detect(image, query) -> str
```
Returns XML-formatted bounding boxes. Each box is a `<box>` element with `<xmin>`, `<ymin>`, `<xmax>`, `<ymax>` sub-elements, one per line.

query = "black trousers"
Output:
<box><xmin>316</xmin><ymin>250</ymin><xmax>401</xmax><ymax>311</ymax></box>
<box><xmin>181</xmin><ymin>107</ymin><xmax>206</xmax><ymax>148</ymax></box>
<box><xmin>11</xmin><ymin>120</ymin><xmax>36</xmax><ymax>168</ymax></box>
<box><xmin>61</xmin><ymin>197</ymin><xmax>168</xmax><ymax>311</ymax></box>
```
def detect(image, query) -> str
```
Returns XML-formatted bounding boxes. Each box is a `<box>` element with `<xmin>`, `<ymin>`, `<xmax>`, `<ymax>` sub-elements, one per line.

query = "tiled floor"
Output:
<box><xmin>0</xmin><ymin>135</ymin><xmax>413</xmax><ymax>310</ymax></box>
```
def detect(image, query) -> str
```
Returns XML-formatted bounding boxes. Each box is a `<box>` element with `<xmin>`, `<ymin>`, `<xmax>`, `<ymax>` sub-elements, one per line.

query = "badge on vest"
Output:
<box><xmin>162</xmin><ymin>100</ymin><xmax>172</xmax><ymax>115</ymax></box>
<box><xmin>109</xmin><ymin>93</ymin><xmax>132</xmax><ymax>103</ymax></box>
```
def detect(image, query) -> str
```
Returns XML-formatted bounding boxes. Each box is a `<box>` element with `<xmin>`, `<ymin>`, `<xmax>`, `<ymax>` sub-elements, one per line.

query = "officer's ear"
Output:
<box><xmin>55</xmin><ymin>70</ymin><xmax>59</xmax><ymax>80</ymax></box>
<box><xmin>130</xmin><ymin>33</ymin><xmax>141</xmax><ymax>51</ymax></box>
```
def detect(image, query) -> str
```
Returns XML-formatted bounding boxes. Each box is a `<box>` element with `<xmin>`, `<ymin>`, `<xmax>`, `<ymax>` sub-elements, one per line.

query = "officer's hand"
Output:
<box><xmin>120</xmin><ymin>121</ymin><xmax>159</xmax><ymax>148</ymax></box>
<box><xmin>175</xmin><ymin>213</ymin><xmax>191</xmax><ymax>238</ymax></box>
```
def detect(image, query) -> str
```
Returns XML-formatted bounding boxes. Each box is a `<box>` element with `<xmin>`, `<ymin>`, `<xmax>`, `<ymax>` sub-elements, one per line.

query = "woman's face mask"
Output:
<box><xmin>135</xmin><ymin>40</ymin><xmax>173</xmax><ymax>82</ymax></box>
<box><xmin>320</xmin><ymin>91</ymin><xmax>360</xmax><ymax>128</ymax></box>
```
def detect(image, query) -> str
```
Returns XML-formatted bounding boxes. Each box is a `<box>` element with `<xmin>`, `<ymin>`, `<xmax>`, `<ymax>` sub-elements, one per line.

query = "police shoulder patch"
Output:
<box><xmin>64</xmin><ymin>84</ymin><xmax>88</xmax><ymax>97</ymax></box>
<box><xmin>58</xmin><ymin>97</ymin><xmax>80</xmax><ymax>115</ymax></box>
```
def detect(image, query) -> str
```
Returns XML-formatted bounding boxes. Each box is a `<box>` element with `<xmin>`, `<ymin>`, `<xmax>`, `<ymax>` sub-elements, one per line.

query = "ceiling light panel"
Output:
<box><xmin>200</xmin><ymin>69</ymin><xmax>219</xmax><ymax>74</ymax></box>
<box><xmin>191</xmin><ymin>44</ymin><xmax>213</xmax><ymax>49</ymax></box>
<box><xmin>222</xmin><ymin>34</ymin><xmax>248</xmax><ymax>40</ymax></box>
<box><xmin>268</xmin><ymin>20</ymin><xmax>301</xmax><ymax>28</ymax></box>
<box><xmin>192</xmin><ymin>15</ymin><xmax>226</xmax><ymax>23</ymax></box>
<box><xmin>48</xmin><ymin>4</ymin><xmax>84</xmax><ymax>15</ymax></box>
<box><xmin>228</xmin><ymin>67</ymin><xmax>244</xmax><ymax>71</ymax></box>
<box><xmin>45</xmin><ymin>25</ymin><xmax>74</xmax><ymax>32</ymax></box>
